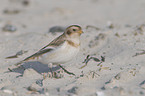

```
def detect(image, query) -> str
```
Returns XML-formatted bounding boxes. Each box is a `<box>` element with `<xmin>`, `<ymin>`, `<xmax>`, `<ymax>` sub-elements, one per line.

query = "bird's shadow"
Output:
<box><xmin>7</xmin><ymin>61</ymin><xmax>61</xmax><ymax>75</ymax></box>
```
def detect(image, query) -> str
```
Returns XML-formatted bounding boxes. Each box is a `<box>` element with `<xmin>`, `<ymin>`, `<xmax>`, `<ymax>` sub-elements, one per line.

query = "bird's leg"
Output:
<box><xmin>47</xmin><ymin>63</ymin><xmax>54</xmax><ymax>78</ymax></box>
<box><xmin>42</xmin><ymin>69</ymin><xmax>54</xmax><ymax>79</ymax></box>
<box><xmin>49</xmin><ymin>67</ymin><xmax>54</xmax><ymax>77</ymax></box>
<box><xmin>44</xmin><ymin>63</ymin><xmax>61</xmax><ymax>78</ymax></box>
<box><xmin>42</xmin><ymin>64</ymin><xmax>53</xmax><ymax>79</ymax></box>
<box><xmin>59</xmin><ymin>65</ymin><xmax>75</xmax><ymax>76</ymax></box>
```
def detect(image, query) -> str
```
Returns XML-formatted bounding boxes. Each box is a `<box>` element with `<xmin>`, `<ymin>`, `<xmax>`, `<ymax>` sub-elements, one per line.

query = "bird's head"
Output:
<box><xmin>64</xmin><ymin>25</ymin><xmax>83</xmax><ymax>38</ymax></box>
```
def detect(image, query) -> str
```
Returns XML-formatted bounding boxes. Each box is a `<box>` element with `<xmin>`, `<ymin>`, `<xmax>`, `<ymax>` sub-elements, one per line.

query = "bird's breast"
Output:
<box><xmin>39</xmin><ymin>41</ymin><xmax>80</xmax><ymax>64</ymax></box>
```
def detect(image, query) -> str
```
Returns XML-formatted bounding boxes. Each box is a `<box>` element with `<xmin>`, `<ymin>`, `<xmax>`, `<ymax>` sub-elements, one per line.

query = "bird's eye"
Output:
<box><xmin>73</xmin><ymin>29</ymin><xmax>76</xmax><ymax>31</ymax></box>
<box><xmin>67</xmin><ymin>31</ymin><xmax>71</xmax><ymax>35</ymax></box>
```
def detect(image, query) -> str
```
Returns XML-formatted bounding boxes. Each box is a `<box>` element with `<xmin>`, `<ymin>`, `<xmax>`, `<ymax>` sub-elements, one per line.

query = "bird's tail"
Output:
<box><xmin>5</xmin><ymin>56</ymin><xmax>25</xmax><ymax>66</ymax></box>
<box><xmin>14</xmin><ymin>54</ymin><xmax>36</xmax><ymax>66</ymax></box>
<box><xmin>6</xmin><ymin>51</ymin><xmax>38</xmax><ymax>66</ymax></box>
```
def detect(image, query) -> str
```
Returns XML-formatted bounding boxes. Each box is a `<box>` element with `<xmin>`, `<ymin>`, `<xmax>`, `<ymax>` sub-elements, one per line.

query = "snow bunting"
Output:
<box><xmin>14</xmin><ymin>25</ymin><xmax>83</xmax><ymax>75</ymax></box>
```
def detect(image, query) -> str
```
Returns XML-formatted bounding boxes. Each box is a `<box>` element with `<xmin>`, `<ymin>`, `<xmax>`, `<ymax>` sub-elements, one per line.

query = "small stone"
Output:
<box><xmin>2</xmin><ymin>24</ymin><xmax>17</xmax><ymax>32</ymax></box>
<box><xmin>101</xmin><ymin>86</ymin><xmax>105</xmax><ymax>90</ymax></box>
<box><xmin>115</xmin><ymin>33</ymin><xmax>120</xmax><ymax>37</ymax></box>
<box><xmin>36</xmin><ymin>79</ymin><xmax>43</xmax><ymax>87</ymax></box>
<box><xmin>140</xmin><ymin>80</ymin><xmax>145</xmax><ymax>85</ymax></box>
<box><xmin>22</xmin><ymin>0</ymin><xmax>29</xmax><ymax>6</ymax></box>
<box><xmin>3</xmin><ymin>9</ymin><xmax>20</xmax><ymax>14</ymax></box>
<box><xmin>114</xmin><ymin>74</ymin><xmax>121</xmax><ymax>80</ymax></box>
<box><xmin>139</xmin><ymin>91</ymin><xmax>144</xmax><ymax>95</ymax></box>
<box><xmin>27</xmin><ymin>86</ymin><xmax>37</xmax><ymax>92</ymax></box>
<box><xmin>125</xmin><ymin>24</ymin><xmax>132</xmax><ymax>27</ymax></box>
<box><xmin>49</xmin><ymin>26</ymin><xmax>65</xmax><ymax>34</ymax></box>
<box><xmin>140</xmin><ymin>80</ymin><xmax>145</xmax><ymax>89</ymax></box>
<box><xmin>16</xmin><ymin>50</ymin><xmax>28</xmax><ymax>55</ymax></box>
<box><xmin>107</xmin><ymin>21</ymin><xmax>114</xmax><ymax>29</ymax></box>
<box><xmin>67</xmin><ymin>86</ymin><xmax>78</xmax><ymax>94</ymax></box>
<box><xmin>27</xmin><ymin>83</ymin><xmax>45</xmax><ymax>94</ymax></box>
<box><xmin>56</xmin><ymin>88</ymin><xmax>60</xmax><ymax>92</ymax></box>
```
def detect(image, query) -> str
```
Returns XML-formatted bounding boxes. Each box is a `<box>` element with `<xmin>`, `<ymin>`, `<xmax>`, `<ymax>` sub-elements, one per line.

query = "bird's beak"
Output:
<box><xmin>79</xmin><ymin>30</ymin><xmax>83</xmax><ymax>34</ymax></box>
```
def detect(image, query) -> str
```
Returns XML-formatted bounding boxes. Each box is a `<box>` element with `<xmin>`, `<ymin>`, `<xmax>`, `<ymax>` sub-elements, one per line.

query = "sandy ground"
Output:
<box><xmin>0</xmin><ymin>0</ymin><xmax>145</xmax><ymax>96</ymax></box>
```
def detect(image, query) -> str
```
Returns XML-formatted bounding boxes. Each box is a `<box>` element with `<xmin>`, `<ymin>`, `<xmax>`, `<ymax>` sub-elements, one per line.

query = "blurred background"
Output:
<box><xmin>0</xmin><ymin>0</ymin><xmax>145</xmax><ymax>34</ymax></box>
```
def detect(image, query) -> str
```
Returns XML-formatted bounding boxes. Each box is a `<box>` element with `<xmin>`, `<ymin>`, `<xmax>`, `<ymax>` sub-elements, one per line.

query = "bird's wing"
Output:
<box><xmin>40</xmin><ymin>33</ymin><xmax>66</xmax><ymax>50</ymax></box>
<box><xmin>15</xmin><ymin>48</ymin><xmax>53</xmax><ymax>66</ymax></box>
<box><xmin>15</xmin><ymin>33</ymin><xmax>66</xmax><ymax>66</ymax></box>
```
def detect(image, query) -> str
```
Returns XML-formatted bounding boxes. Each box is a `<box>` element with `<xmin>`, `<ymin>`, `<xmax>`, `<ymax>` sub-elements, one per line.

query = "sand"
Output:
<box><xmin>0</xmin><ymin>0</ymin><xmax>145</xmax><ymax>96</ymax></box>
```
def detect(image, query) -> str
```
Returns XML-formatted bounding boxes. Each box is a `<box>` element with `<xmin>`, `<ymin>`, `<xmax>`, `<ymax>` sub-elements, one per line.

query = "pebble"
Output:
<box><xmin>140</xmin><ymin>80</ymin><xmax>145</xmax><ymax>89</ymax></box>
<box><xmin>114</xmin><ymin>33</ymin><xmax>120</xmax><ymax>37</ymax></box>
<box><xmin>27</xmin><ymin>82</ymin><xmax>45</xmax><ymax>94</ymax></box>
<box><xmin>2</xmin><ymin>24</ymin><xmax>17</xmax><ymax>32</ymax></box>
<box><xmin>16</xmin><ymin>50</ymin><xmax>28</xmax><ymax>56</ymax></box>
<box><xmin>139</xmin><ymin>91</ymin><xmax>144</xmax><ymax>95</ymax></box>
<box><xmin>107</xmin><ymin>21</ymin><xmax>114</xmax><ymax>29</ymax></box>
<box><xmin>67</xmin><ymin>86</ymin><xmax>78</xmax><ymax>94</ymax></box>
<box><xmin>27</xmin><ymin>83</ymin><xmax>49</xmax><ymax>95</ymax></box>
<box><xmin>3</xmin><ymin>9</ymin><xmax>20</xmax><ymax>15</ymax></box>
<box><xmin>49</xmin><ymin>26</ymin><xmax>65</xmax><ymax>34</ymax></box>
<box><xmin>36</xmin><ymin>79</ymin><xmax>43</xmax><ymax>87</ymax></box>
<box><xmin>22</xmin><ymin>0</ymin><xmax>30</xmax><ymax>6</ymax></box>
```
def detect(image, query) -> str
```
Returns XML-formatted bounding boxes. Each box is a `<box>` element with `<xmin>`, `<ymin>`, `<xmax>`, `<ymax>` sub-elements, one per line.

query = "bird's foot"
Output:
<box><xmin>42</xmin><ymin>70</ymin><xmax>64</xmax><ymax>79</ymax></box>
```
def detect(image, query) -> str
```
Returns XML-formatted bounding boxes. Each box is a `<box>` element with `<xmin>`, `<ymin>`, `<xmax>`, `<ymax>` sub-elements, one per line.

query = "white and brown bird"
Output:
<box><xmin>9</xmin><ymin>25</ymin><xmax>83</xmax><ymax>75</ymax></box>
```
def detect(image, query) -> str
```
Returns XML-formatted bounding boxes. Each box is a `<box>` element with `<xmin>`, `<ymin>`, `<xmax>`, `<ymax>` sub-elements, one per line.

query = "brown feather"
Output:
<box><xmin>40</xmin><ymin>33</ymin><xmax>66</xmax><ymax>50</ymax></box>
<box><xmin>66</xmin><ymin>40</ymin><xmax>80</xmax><ymax>48</ymax></box>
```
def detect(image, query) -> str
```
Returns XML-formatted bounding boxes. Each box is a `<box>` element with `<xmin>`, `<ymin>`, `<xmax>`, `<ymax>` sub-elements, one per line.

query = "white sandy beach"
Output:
<box><xmin>0</xmin><ymin>0</ymin><xmax>145</xmax><ymax>96</ymax></box>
